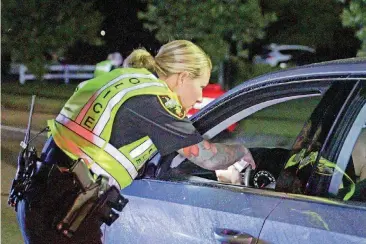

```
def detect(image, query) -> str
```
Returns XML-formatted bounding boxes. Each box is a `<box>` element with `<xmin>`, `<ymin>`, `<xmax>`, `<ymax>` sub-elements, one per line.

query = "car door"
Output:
<box><xmin>104</xmin><ymin>78</ymin><xmax>331</xmax><ymax>244</ymax></box>
<box><xmin>258</xmin><ymin>80</ymin><xmax>366</xmax><ymax>244</ymax></box>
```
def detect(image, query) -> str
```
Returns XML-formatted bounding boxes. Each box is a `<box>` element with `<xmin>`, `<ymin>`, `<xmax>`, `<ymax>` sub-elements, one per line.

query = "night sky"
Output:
<box><xmin>67</xmin><ymin>0</ymin><xmax>161</xmax><ymax>64</ymax></box>
<box><xmin>59</xmin><ymin>0</ymin><xmax>361</xmax><ymax>65</ymax></box>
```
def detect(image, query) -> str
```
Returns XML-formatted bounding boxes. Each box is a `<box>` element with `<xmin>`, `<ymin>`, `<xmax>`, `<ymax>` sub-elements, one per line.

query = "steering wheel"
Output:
<box><xmin>241</xmin><ymin>167</ymin><xmax>276</xmax><ymax>189</ymax></box>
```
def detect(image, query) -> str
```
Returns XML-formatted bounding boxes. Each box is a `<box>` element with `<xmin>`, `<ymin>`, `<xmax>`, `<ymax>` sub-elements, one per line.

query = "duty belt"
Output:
<box><xmin>8</xmin><ymin>95</ymin><xmax>129</xmax><ymax>238</ymax></box>
<box><xmin>55</xmin><ymin>158</ymin><xmax>129</xmax><ymax>238</ymax></box>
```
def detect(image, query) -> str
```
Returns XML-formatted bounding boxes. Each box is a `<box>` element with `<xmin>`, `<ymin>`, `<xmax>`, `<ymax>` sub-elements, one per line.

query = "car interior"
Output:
<box><xmin>142</xmin><ymin>82</ymin><xmax>365</xmax><ymax>203</ymax></box>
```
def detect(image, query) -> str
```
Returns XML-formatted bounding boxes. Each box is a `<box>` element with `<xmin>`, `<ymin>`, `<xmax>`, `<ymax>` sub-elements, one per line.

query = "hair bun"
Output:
<box><xmin>123</xmin><ymin>49</ymin><xmax>156</xmax><ymax>73</ymax></box>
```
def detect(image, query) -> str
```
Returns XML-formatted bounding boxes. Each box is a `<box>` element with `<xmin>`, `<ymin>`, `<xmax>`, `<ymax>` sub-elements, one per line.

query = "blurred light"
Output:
<box><xmin>100</xmin><ymin>30</ymin><xmax>106</xmax><ymax>36</ymax></box>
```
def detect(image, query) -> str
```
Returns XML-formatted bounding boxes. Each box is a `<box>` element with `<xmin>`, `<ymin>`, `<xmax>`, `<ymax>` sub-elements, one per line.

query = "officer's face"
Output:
<box><xmin>176</xmin><ymin>70</ymin><xmax>211</xmax><ymax>111</ymax></box>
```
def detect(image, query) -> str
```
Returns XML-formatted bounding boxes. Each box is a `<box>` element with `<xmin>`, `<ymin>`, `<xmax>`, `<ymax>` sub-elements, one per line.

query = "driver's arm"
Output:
<box><xmin>177</xmin><ymin>140</ymin><xmax>254</xmax><ymax>171</ymax></box>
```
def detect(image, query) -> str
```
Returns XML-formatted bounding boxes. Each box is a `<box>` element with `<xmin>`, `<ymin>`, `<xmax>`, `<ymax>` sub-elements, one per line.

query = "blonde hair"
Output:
<box><xmin>123</xmin><ymin>40</ymin><xmax>212</xmax><ymax>78</ymax></box>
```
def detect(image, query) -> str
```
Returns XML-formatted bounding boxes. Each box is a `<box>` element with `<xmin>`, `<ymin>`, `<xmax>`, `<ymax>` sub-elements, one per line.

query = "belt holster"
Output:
<box><xmin>56</xmin><ymin>159</ymin><xmax>128</xmax><ymax>238</ymax></box>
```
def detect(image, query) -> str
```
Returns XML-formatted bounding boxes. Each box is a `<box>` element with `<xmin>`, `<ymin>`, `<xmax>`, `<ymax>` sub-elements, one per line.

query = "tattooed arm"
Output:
<box><xmin>177</xmin><ymin>140</ymin><xmax>254</xmax><ymax>171</ymax></box>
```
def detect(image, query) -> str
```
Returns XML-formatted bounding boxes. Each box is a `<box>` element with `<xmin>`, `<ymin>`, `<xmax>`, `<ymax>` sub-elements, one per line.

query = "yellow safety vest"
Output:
<box><xmin>48</xmin><ymin>68</ymin><xmax>183</xmax><ymax>189</ymax></box>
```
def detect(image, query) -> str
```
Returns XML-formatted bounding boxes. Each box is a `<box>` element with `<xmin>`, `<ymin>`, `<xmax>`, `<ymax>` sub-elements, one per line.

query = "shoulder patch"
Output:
<box><xmin>157</xmin><ymin>95</ymin><xmax>185</xmax><ymax>119</ymax></box>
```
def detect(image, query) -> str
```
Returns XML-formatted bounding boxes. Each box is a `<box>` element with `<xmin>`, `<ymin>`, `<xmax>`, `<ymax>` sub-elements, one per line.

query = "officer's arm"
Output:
<box><xmin>177</xmin><ymin>140</ymin><xmax>253</xmax><ymax>171</ymax></box>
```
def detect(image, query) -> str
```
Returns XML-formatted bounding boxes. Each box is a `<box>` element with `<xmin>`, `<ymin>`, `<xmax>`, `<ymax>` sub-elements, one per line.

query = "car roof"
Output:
<box><xmin>231</xmin><ymin>57</ymin><xmax>366</xmax><ymax>93</ymax></box>
<box><xmin>192</xmin><ymin>58</ymin><xmax>366</xmax><ymax>121</ymax></box>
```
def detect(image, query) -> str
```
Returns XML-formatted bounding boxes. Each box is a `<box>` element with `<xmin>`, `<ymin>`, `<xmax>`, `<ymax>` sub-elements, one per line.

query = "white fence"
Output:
<box><xmin>18</xmin><ymin>64</ymin><xmax>96</xmax><ymax>84</ymax></box>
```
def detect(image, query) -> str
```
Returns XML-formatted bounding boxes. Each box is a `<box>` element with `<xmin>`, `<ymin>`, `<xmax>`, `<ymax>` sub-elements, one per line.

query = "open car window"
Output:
<box><xmin>154</xmin><ymin>80</ymin><xmax>330</xmax><ymax>181</ymax></box>
<box><xmin>150</xmin><ymin>79</ymin><xmax>366</xmax><ymax>203</ymax></box>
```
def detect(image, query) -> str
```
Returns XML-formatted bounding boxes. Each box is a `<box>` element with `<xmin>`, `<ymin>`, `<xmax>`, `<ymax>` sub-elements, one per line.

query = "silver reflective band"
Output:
<box><xmin>93</xmin><ymin>82</ymin><xmax>166</xmax><ymax>135</ymax></box>
<box><xmin>56</xmin><ymin>114</ymin><xmax>138</xmax><ymax>179</ymax></box>
<box><xmin>233</xmin><ymin>159</ymin><xmax>249</xmax><ymax>172</ymax></box>
<box><xmin>130</xmin><ymin>139</ymin><xmax>153</xmax><ymax>159</ymax></box>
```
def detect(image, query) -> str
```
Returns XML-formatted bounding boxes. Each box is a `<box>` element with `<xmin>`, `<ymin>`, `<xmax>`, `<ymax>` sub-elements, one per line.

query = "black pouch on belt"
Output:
<box><xmin>55</xmin><ymin>158</ymin><xmax>129</xmax><ymax>238</ymax></box>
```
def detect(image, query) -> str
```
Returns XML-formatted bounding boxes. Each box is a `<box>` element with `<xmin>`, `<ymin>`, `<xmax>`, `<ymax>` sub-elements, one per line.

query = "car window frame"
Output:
<box><xmin>303</xmin><ymin>80</ymin><xmax>365</xmax><ymax>197</ymax></box>
<box><xmin>320</xmin><ymin>80</ymin><xmax>366</xmax><ymax>196</ymax></box>
<box><xmin>156</xmin><ymin>79</ymin><xmax>332</xmax><ymax>176</ymax></box>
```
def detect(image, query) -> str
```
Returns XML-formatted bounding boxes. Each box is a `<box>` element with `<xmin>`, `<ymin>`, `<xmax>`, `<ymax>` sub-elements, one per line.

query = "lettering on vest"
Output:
<box><xmin>84</xmin><ymin>79</ymin><xmax>138</xmax><ymax>129</ymax></box>
<box><xmin>136</xmin><ymin>158</ymin><xmax>142</xmax><ymax>165</ymax></box>
<box><xmin>114</xmin><ymin>82</ymin><xmax>124</xmax><ymax>89</ymax></box>
<box><xmin>129</xmin><ymin>78</ymin><xmax>140</xmax><ymax>84</ymax></box>
<box><xmin>93</xmin><ymin>103</ymin><xmax>102</xmax><ymax>113</ymax></box>
<box><xmin>103</xmin><ymin>90</ymin><xmax>111</xmax><ymax>99</ymax></box>
<box><xmin>84</xmin><ymin>116</ymin><xmax>95</xmax><ymax>128</ymax></box>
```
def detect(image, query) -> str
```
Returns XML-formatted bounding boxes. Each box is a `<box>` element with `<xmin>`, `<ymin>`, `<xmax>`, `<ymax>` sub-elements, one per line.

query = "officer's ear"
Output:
<box><xmin>177</xmin><ymin>71</ymin><xmax>190</xmax><ymax>86</ymax></box>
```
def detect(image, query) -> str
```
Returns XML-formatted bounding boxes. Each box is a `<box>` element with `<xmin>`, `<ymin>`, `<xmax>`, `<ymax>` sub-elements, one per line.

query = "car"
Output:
<box><xmin>253</xmin><ymin>43</ymin><xmax>316</xmax><ymax>68</ymax></box>
<box><xmin>105</xmin><ymin>58</ymin><xmax>366</xmax><ymax>244</ymax></box>
<box><xmin>187</xmin><ymin>84</ymin><xmax>237</xmax><ymax>132</ymax></box>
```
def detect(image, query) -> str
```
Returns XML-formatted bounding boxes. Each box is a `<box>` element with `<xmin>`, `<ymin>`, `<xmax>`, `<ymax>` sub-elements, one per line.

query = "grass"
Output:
<box><xmin>1</xmin><ymin>80</ymin><xmax>77</xmax><ymax>99</ymax></box>
<box><xmin>2</xmin><ymin>94</ymin><xmax>65</xmax><ymax>114</ymax></box>
<box><xmin>1</xmin><ymin>196</ymin><xmax>24</xmax><ymax>244</ymax></box>
<box><xmin>2</xmin><ymin>108</ymin><xmax>55</xmax><ymax>131</ymax></box>
<box><xmin>1</xmin><ymin>141</ymin><xmax>25</xmax><ymax>244</ymax></box>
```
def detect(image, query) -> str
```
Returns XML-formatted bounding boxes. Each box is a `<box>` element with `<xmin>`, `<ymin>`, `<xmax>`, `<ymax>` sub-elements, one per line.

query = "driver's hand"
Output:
<box><xmin>215</xmin><ymin>165</ymin><xmax>242</xmax><ymax>185</ymax></box>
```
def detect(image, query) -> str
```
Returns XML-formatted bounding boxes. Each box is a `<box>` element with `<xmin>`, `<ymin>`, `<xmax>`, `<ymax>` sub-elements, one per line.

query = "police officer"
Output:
<box><xmin>16</xmin><ymin>40</ymin><xmax>256</xmax><ymax>244</ymax></box>
<box><xmin>94</xmin><ymin>52</ymin><xmax>123</xmax><ymax>77</ymax></box>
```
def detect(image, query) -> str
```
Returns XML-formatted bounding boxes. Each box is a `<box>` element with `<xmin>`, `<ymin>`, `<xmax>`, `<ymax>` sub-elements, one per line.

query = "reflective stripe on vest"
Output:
<box><xmin>56</xmin><ymin>113</ymin><xmax>138</xmax><ymax>180</ymax></box>
<box><xmin>93</xmin><ymin>82</ymin><xmax>165</xmax><ymax>135</ymax></box>
<box><xmin>129</xmin><ymin>139</ymin><xmax>154</xmax><ymax>158</ymax></box>
<box><xmin>76</xmin><ymin>73</ymin><xmax>158</xmax><ymax>125</ymax></box>
<box><xmin>49</xmin><ymin>68</ymin><xmax>181</xmax><ymax>189</ymax></box>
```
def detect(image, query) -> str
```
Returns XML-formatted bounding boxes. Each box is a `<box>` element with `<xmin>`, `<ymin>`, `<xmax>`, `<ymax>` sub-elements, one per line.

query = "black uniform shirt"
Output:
<box><xmin>109</xmin><ymin>95</ymin><xmax>203</xmax><ymax>156</ymax></box>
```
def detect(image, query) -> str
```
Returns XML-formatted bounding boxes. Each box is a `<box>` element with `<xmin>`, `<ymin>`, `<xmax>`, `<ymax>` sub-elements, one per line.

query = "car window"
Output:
<box><xmin>211</xmin><ymin>96</ymin><xmax>321</xmax><ymax>149</ymax></box>
<box><xmin>161</xmin><ymin>90</ymin><xmax>326</xmax><ymax>183</ymax></box>
<box><xmin>352</xmin><ymin>129</ymin><xmax>366</xmax><ymax>182</ymax></box>
<box><xmin>276</xmin><ymin>82</ymin><xmax>357</xmax><ymax>198</ymax></box>
<box><xmin>259</xmin><ymin>47</ymin><xmax>271</xmax><ymax>56</ymax></box>
<box><xmin>327</xmin><ymin>85</ymin><xmax>366</xmax><ymax>203</ymax></box>
<box><xmin>279</xmin><ymin>50</ymin><xmax>299</xmax><ymax>56</ymax></box>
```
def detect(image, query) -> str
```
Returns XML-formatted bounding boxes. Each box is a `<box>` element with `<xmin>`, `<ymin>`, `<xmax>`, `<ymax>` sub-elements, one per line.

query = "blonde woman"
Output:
<box><xmin>16</xmin><ymin>40</ymin><xmax>255</xmax><ymax>244</ymax></box>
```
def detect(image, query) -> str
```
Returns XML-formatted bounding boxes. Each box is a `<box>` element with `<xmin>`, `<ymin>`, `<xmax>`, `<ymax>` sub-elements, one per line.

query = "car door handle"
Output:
<box><xmin>213</xmin><ymin>228</ymin><xmax>256</xmax><ymax>244</ymax></box>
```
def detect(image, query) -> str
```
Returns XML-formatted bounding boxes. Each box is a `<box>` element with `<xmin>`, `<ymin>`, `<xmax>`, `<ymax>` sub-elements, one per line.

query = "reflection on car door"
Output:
<box><xmin>259</xmin><ymin>198</ymin><xmax>366</xmax><ymax>244</ymax></box>
<box><xmin>105</xmin><ymin>179</ymin><xmax>282</xmax><ymax>244</ymax></box>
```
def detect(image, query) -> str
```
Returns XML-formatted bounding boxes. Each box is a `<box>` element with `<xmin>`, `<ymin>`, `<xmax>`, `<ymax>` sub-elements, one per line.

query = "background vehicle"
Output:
<box><xmin>253</xmin><ymin>43</ymin><xmax>316</xmax><ymax>68</ymax></box>
<box><xmin>105</xmin><ymin>58</ymin><xmax>366</xmax><ymax>244</ymax></box>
